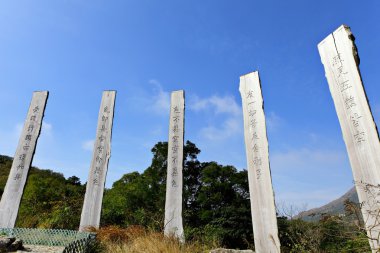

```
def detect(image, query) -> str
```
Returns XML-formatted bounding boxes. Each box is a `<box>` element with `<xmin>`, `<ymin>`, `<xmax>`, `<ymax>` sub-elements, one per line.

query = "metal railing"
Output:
<box><xmin>0</xmin><ymin>228</ymin><xmax>96</xmax><ymax>253</ymax></box>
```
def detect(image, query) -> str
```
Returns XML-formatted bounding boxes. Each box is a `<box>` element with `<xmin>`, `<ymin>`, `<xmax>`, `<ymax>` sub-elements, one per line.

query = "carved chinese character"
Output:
<box><xmin>102</xmin><ymin>115</ymin><xmax>108</xmax><ymax>122</ymax></box>
<box><xmin>27</xmin><ymin>125</ymin><xmax>34</xmax><ymax>132</ymax></box>
<box><xmin>256</xmin><ymin>169</ymin><xmax>262</xmax><ymax>179</ymax></box>
<box><xmin>252</xmin><ymin>132</ymin><xmax>259</xmax><ymax>140</ymax></box>
<box><xmin>98</xmin><ymin>135</ymin><xmax>105</xmax><ymax>142</ymax></box>
<box><xmin>93</xmin><ymin>177</ymin><xmax>99</xmax><ymax>185</ymax></box>
<box><xmin>252</xmin><ymin>144</ymin><xmax>259</xmax><ymax>153</ymax></box>
<box><xmin>172</xmin><ymin>167</ymin><xmax>178</xmax><ymax>177</ymax></box>
<box><xmin>332</xmin><ymin>53</ymin><xmax>343</xmax><ymax>67</ymax></box>
<box><xmin>173</xmin><ymin>106</ymin><xmax>180</xmax><ymax>113</ymax></box>
<box><xmin>100</xmin><ymin>125</ymin><xmax>106</xmax><ymax>132</ymax></box>
<box><xmin>354</xmin><ymin>131</ymin><xmax>365</xmax><ymax>144</ymax></box>
<box><xmin>33</xmin><ymin>106</ymin><xmax>40</xmax><ymax>113</ymax></box>
<box><xmin>337</xmin><ymin>66</ymin><xmax>348</xmax><ymax>79</ymax></box>
<box><xmin>172</xmin><ymin>136</ymin><xmax>179</xmax><ymax>143</ymax></box>
<box><xmin>17</xmin><ymin>164</ymin><xmax>24</xmax><ymax>170</ymax></box>
<box><xmin>172</xmin><ymin>125</ymin><xmax>179</xmax><ymax>133</ymax></box>
<box><xmin>173</xmin><ymin>115</ymin><xmax>180</xmax><ymax>122</ymax></box>
<box><xmin>19</xmin><ymin>154</ymin><xmax>26</xmax><ymax>161</ymax></box>
<box><xmin>253</xmin><ymin>157</ymin><xmax>262</xmax><ymax>166</ymax></box>
<box><xmin>95</xmin><ymin>156</ymin><xmax>103</xmax><ymax>164</ymax></box>
<box><xmin>14</xmin><ymin>173</ymin><xmax>22</xmax><ymax>180</ymax></box>
<box><xmin>249</xmin><ymin>119</ymin><xmax>258</xmax><ymax>128</ymax></box>
<box><xmin>249</xmin><ymin>110</ymin><xmax>256</xmax><ymax>117</ymax></box>
<box><xmin>344</xmin><ymin>96</ymin><xmax>356</xmax><ymax>109</ymax></box>
<box><xmin>30</xmin><ymin>115</ymin><xmax>36</xmax><ymax>121</ymax></box>
<box><xmin>104</xmin><ymin>106</ymin><xmax>109</xmax><ymax>113</ymax></box>
<box><xmin>23</xmin><ymin>145</ymin><xmax>30</xmax><ymax>151</ymax></box>
<box><xmin>94</xmin><ymin>167</ymin><xmax>101</xmax><ymax>175</ymax></box>
<box><xmin>172</xmin><ymin>145</ymin><xmax>178</xmax><ymax>154</ymax></box>
<box><xmin>246</xmin><ymin>90</ymin><xmax>254</xmax><ymax>99</ymax></box>
<box><xmin>172</xmin><ymin>180</ymin><xmax>177</xmax><ymax>187</ymax></box>
<box><xmin>25</xmin><ymin>135</ymin><xmax>32</xmax><ymax>141</ymax></box>
<box><xmin>172</xmin><ymin>156</ymin><xmax>177</xmax><ymax>165</ymax></box>
<box><xmin>339</xmin><ymin>80</ymin><xmax>351</xmax><ymax>92</ymax></box>
<box><xmin>350</xmin><ymin>113</ymin><xmax>362</xmax><ymax>128</ymax></box>
<box><xmin>97</xmin><ymin>146</ymin><xmax>104</xmax><ymax>154</ymax></box>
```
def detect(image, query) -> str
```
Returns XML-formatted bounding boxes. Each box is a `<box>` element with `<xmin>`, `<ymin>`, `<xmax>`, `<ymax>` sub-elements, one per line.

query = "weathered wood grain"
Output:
<box><xmin>0</xmin><ymin>91</ymin><xmax>49</xmax><ymax>228</ymax></box>
<box><xmin>164</xmin><ymin>90</ymin><xmax>185</xmax><ymax>243</ymax></box>
<box><xmin>239</xmin><ymin>72</ymin><xmax>280</xmax><ymax>253</ymax></box>
<box><xmin>318</xmin><ymin>25</ymin><xmax>380</xmax><ymax>251</ymax></box>
<box><xmin>79</xmin><ymin>91</ymin><xmax>116</xmax><ymax>231</ymax></box>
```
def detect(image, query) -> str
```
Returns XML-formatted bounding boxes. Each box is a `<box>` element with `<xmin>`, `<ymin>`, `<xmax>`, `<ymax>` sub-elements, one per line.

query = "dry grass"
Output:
<box><xmin>95</xmin><ymin>226</ymin><xmax>216</xmax><ymax>253</ymax></box>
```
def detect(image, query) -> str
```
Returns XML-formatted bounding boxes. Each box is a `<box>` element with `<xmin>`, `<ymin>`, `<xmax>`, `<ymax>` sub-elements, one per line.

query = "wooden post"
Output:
<box><xmin>0</xmin><ymin>91</ymin><xmax>49</xmax><ymax>228</ymax></box>
<box><xmin>164</xmin><ymin>90</ymin><xmax>185</xmax><ymax>243</ymax></box>
<box><xmin>79</xmin><ymin>91</ymin><xmax>116</xmax><ymax>231</ymax></box>
<box><xmin>318</xmin><ymin>25</ymin><xmax>380</xmax><ymax>251</ymax></box>
<box><xmin>239</xmin><ymin>72</ymin><xmax>281</xmax><ymax>253</ymax></box>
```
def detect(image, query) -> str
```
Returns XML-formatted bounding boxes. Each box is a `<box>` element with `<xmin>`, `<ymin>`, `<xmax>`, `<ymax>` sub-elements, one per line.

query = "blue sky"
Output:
<box><xmin>0</xmin><ymin>0</ymin><xmax>379</xmax><ymax>209</ymax></box>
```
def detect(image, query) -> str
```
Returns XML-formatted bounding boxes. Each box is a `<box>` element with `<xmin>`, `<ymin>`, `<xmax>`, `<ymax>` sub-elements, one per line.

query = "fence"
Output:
<box><xmin>0</xmin><ymin>228</ymin><xmax>96</xmax><ymax>253</ymax></box>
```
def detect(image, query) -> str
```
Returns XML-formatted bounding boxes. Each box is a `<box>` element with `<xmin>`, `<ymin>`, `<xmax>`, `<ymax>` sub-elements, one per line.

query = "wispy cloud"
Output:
<box><xmin>189</xmin><ymin>94</ymin><xmax>243</xmax><ymax>141</ymax></box>
<box><xmin>41</xmin><ymin>121</ymin><xmax>53</xmax><ymax>137</ymax></box>
<box><xmin>148</xmin><ymin>79</ymin><xmax>170</xmax><ymax>116</ymax></box>
<box><xmin>200</xmin><ymin>117</ymin><xmax>242</xmax><ymax>141</ymax></box>
<box><xmin>266</xmin><ymin>111</ymin><xmax>283</xmax><ymax>132</ymax></box>
<box><xmin>189</xmin><ymin>94</ymin><xmax>241</xmax><ymax>116</ymax></box>
<box><xmin>82</xmin><ymin>139</ymin><xmax>95</xmax><ymax>151</ymax></box>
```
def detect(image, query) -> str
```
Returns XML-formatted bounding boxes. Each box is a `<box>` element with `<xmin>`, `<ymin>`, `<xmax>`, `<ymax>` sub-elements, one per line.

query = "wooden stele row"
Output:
<box><xmin>164</xmin><ymin>90</ymin><xmax>185</xmax><ymax>243</ymax></box>
<box><xmin>239</xmin><ymin>72</ymin><xmax>281</xmax><ymax>253</ymax></box>
<box><xmin>318</xmin><ymin>25</ymin><xmax>380</xmax><ymax>252</ymax></box>
<box><xmin>79</xmin><ymin>90</ymin><xmax>116</xmax><ymax>231</ymax></box>
<box><xmin>0</xmin><ymin>91</ymin><xmax>49</xmax><ymax>228</ymax></box>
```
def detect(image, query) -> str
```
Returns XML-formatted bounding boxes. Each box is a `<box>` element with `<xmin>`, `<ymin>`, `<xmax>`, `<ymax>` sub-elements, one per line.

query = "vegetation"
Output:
<box><xmin>95</xmin><ymin>226</ymin><xmax>217</xmax><ymax>253</ymax></box>
<box><xmin>0</xmin><ymin>141</ymin><xmax>373</xmax><ymax>252</ymax></box>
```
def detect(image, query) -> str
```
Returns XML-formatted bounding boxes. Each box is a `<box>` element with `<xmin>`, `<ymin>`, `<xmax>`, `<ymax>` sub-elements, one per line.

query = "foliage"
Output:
<box><xmin>0</xmin><ymin>155</ymin><xmax>85</xmax><ymax>230</ymax></box>
<box><xmin>0</xmin><ymin>140</ymin><xmax>375</xmax><ymax>251</ymax></box>
<box><xmin>101</xmin><ymin>141</ymin><xmax>253</xmax><ymax>249</ymax></box>
<box><xmin>278</xmin><ymin>214</ymin><xmax>371</xmax><ymax>253</ymax></box>
<box><xmin>95</xmin><ymin>226</ymin><xmax>217</xmax><ymax>253</ymax></box>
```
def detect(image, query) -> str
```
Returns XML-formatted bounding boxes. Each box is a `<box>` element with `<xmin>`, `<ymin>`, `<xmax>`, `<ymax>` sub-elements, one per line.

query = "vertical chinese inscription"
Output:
<box><xmin>164</xmin><ymin>90</ymin><xmax>185</xmax><ymax>243</ymax></box>
<box><xmin>318</xmin><ymin>25</ymin><xmax>380</xmax><ymax>252</ymax></box>
<box><xmin>79</xmin><ymin>91</ymin><xmax>116</xmax><ymax>231</ymax></box>
<box><xmin>239</xmin><ymin>72</ymin><xmax>281</xmax><ymax>253</ymax></box>
<box><xmin>0</xmin><ymin>91</ymin><xmax>48</xmax><ymax>228</ymax></box>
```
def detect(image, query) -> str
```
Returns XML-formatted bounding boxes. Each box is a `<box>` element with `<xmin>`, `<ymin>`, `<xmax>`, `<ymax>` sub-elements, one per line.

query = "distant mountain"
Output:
<box><xmin>296</xmin><ymin>187</ymin><xmax>359</xmax><ymax>222</ymax></box>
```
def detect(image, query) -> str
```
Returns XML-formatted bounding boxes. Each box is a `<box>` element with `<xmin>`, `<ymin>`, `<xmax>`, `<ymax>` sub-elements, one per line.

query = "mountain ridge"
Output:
<box><xmin>296</xmin><ymin>187</ymin><xmax>359</xmax><ymax>221</ymax></box>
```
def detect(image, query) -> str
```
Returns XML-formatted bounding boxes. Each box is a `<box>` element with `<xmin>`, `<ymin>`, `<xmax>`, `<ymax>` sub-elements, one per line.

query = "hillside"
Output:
<box><xmin>296</xmin><ymin>187</ymin><xmax>359</xmax><ymax>221</ymax></box>
<box><xmin>0</xmin><ymin>155</ymin><xmax>85</xmax><ymax>229</ymax></box>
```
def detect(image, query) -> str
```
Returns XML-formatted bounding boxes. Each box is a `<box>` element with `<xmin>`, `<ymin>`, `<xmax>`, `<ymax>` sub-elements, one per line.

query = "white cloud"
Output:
<box><xmin>190</xmin><ymin>94</ymin><xmax>243</xmax><ymax>141</ymax></box>
<box><xmin>189</xmin><ymin>94</ymin><xmax>241</xmax><ymax>116</ymax></box>
<box><xmin>82</xmin><ymin>139</ymin><xmax>95</xmax><ymax>151</ymax></box>
<box><xmin>41</xmin><ymin>121</ymin><xmax>53</xmax><ymax>136</ymax></box>
<box><xmin>266</xmin><ymin>111</ymin><xmax>283</xmax><ymax>132</ymax></box>
<box><xmin>200</xmin><ymin>117</ymin><xmax>242</xmax><ymax>141</ymax></box>
<box><xmin>148</xmin><ymin>79</ymin><xmax>170</xmax><ymax>115</ymax></box>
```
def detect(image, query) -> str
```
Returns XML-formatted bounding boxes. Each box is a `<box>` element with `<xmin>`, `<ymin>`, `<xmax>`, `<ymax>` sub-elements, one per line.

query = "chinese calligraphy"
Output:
<box><xmin>169</xmin><ymin>104</ymin><xmax>182</xmax><ymax>188</ymax></box>
<box><xmin>92</xmin><ymin>105</ymin><xmax>111</xmax><ymax>186</ymax></box>
<box><xmin>13</xmin><ymin>105</ymin><xmax>41</xmax><ymax>181</ymax></box>
<box><xmin>331</xmin><ymin>51</ymin><xmax>365</xmax><ymax>144</ymax></box>
<box><xmin>245</xmin><ymin>90</ymin><xmax>262</xmax><ymax>179</ymax></box>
